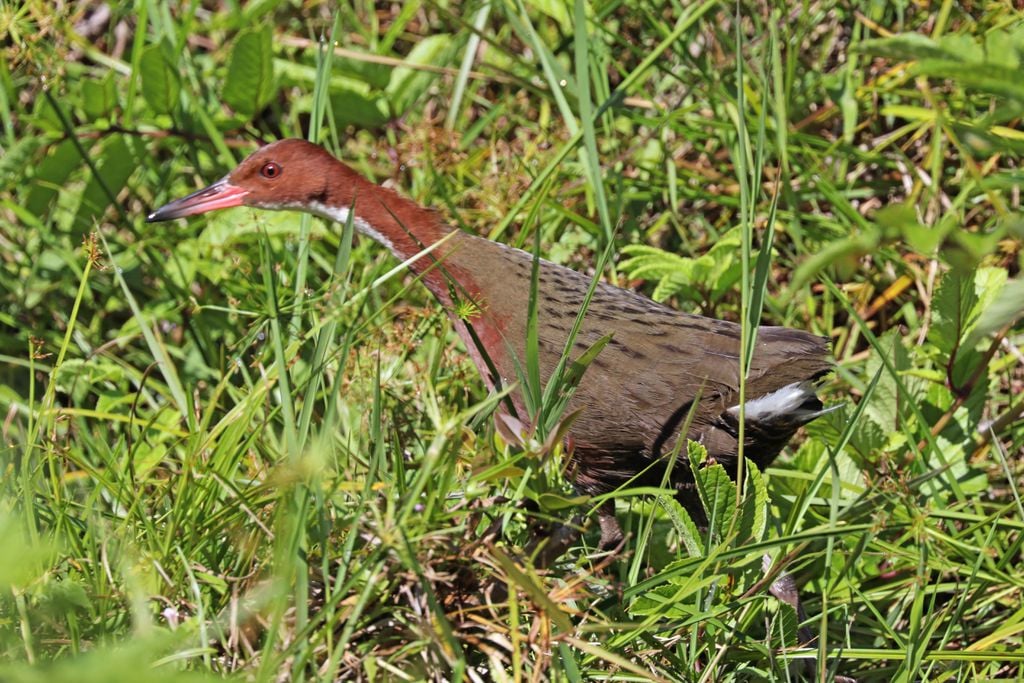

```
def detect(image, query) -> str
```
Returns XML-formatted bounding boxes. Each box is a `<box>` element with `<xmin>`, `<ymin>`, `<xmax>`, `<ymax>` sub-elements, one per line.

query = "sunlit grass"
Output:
<box><xmin>1</xmin><ymin>1</ymin><xmax>1022</xmax><ymax>681</ymax></box>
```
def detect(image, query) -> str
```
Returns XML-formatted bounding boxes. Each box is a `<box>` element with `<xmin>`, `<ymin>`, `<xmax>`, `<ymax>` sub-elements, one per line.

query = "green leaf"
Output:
<box><xmin>629</xmin><ymin>569</ymin><xmax>719</xmax><ymax>617</ymax></box>
<box><xmin>26</xmin><ymin>140</ymin><xmax>79</xmax><ymax>217</ymax></box>
<box><xmin>275</xmin><ymin>59</ymin><xmax>389</xmax><ymax>127</ymax></box>
<box><xmin>327</xmin><ymin>83</ymin><xmax>390</xmax><ymax>128</ymax></box>
<box><xmin>139</xmin><ymin>44</ymin><xmax>179</xmax><ymax>115</ymax></box>
<box><xmin>698</xmin><ymin>465</ymin><xmax>736</xmax><ymax>540</ymax></box>
<box><xmin>223</xmin><ymin>26</ymin><xmax>276</xmax><ymax>118</ymax></box>
<box><xmin>530</xmin><ymin>0</ymin><xmax>573</xmax><ymax>32</ymax></box>
<box><xmin>537</xmin><ymin>492</ymin><xmax>591</xmax><ymax>511</ymax></box>
<box><xmin>74</xmin><ymin>134</ymin><xmax>138</xmax><ymax>231</ymax></box>
<box><xmin>620</xmin><ymin>229</ymin><xmax>746</xmax><ymax>305</ymax></box>
<box><xmin>0</xmin><ymin>136</ymin><xmax>44</xmax><ymax>196</ymax></box>
<box><xmin>930</xmin><ymin>267</ymin><xmax>1007</xmax><ymax>388</ymax></box>
<box><xmin>984</xmin><ymin>28</ymin><xmax>1020</xmax><ymax>69</ymax></box>
<box><xmin>81</xmin><ymin>73</ymin><xmax>118</xmax><ymax>120</ymax></box>
<box><xmin>739</xmin><ymin>461</ymin><xmax>768</xmax><ymax>544</ymax></box>
<box><xmin>0</xmin><ymin>513</ymin><xmax>55</xmax><ymax>590</ymax></box>
<box><xmin>914</xmin><ymin>60</ymin><xmax>1024</xmax><ymax>101</ymax></box>
<box><xmin>857</xmin><ymin>34</ymin><xmax>961</xmax><ymax>62</ymax></box>
<box><xmin>931</xmin><ymin>268</ymin><xmax>1005</xmax><ymax>355</ymax></box>
<box><xmin>861</xmin><ymin>329</ymin><xmax>910</xmax><ymax>438</ymax></box>
<box><xmin>386</xmin><ymin>34</ymin><xmax>454</xmax><ymax>116</ymax></box>
<box><xmin>958</xmin><ymin>272</ymin><xmax>1015</xmax><ymax>350</ymax></box>
<box><xmin>936</xmin><ymin>34</ymin><xmax>984</xmax><ymax>63</ymax></box>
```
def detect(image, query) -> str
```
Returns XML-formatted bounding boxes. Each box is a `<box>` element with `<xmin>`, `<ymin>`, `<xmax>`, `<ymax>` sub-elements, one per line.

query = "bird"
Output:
<box><xmin>147</xmin><ymin>138</ymin><xmax>833</xmax><ymax>556</ymax></box>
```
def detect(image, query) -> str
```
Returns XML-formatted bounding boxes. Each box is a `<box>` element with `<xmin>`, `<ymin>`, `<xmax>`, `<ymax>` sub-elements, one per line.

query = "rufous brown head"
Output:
<box><xmin>146</xmin><ymin>139</ymin><xmax>344</xmax><ymax>222</ymax></box>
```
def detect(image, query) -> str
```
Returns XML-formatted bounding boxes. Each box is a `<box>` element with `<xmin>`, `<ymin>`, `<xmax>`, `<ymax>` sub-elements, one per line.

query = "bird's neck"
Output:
<box><xmin>310</xmin><ymin>166</ymin><xmax>470</xmax><ymax>305</ymax></box>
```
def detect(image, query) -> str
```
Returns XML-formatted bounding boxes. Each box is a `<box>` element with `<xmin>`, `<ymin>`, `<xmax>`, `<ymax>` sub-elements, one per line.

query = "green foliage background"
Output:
<box><xmin>1</xmin><ymin>0</ymin><xmax>1023</xmax><ymax>680</ymax></box>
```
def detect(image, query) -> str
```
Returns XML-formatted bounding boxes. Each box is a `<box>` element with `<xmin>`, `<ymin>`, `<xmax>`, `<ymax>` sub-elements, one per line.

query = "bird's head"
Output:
<box><xmin>147</xmin><ymin>139</ymin><xmax>343</xmax><ymax>222</ymax></box>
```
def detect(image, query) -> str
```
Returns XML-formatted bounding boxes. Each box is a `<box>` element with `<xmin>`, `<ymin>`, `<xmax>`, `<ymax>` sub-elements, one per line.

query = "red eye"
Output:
<box><xmin>260</xmin><ymin>162</ymin><xmax>281</xmax><ymax>179</ymax></box>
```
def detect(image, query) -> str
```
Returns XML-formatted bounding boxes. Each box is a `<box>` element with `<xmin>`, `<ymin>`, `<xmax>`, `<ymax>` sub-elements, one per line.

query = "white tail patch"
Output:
<box><xmin>727</xmin><ymin>381</ymin><xmax>834</xmax><ymax>422</ymax></box>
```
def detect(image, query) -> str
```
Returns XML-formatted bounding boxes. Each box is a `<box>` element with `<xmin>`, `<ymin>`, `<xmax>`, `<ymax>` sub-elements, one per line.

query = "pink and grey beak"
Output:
<box><xmin>146</xmin><ymin>178</ymin><xmax>249</xmax><ymax>222</ymax></box>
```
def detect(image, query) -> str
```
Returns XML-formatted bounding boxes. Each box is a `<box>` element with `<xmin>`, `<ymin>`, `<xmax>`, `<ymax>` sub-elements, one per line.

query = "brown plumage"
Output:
<box><xmin>148</xmin><ymin>138</ymin><xmax>832</xmax><ymax>547</ymax></box>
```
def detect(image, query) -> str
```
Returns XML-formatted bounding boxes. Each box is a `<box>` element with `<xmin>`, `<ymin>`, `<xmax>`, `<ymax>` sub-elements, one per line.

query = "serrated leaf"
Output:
<box><xmin>629</xmin><ymin>570</ymin><xmax>718</xmax><ymax>617</ymax></box>
<box><xmin>619</xmin><ymin>244</ymin><xmax>695</xmax><ymax>281</ymax></box>
<box><xmin>931</xmin><ymin>268</ymin><xmax>1006</xmax><ymax>354</ymax></box>
<box><xmin>139</xmin><ymin>44</ymin><xmax>179</xmax><ymax>114</ymax></box>
<box><xmin>663</xmin><ymin>495</ymin><xmax>705</xmax><ymax>556</ymax></box>
<box><xmin>772</xmin><ymin>600</ymin><xmax>801</xmax><ymax>647</ymax></box>
<box><xmin>739</xmin><ymin>462</ymin><xmax>768</xmax><ymax>543</ymax></box>
<box><xmin>619</xmin><ymin>229</ymin><xmax>745</xmax><ymax>304</ymax></box>
<box><xmin>862</xmin><ymin>329</ymin><xmax>908</xmax><ymax>436</ymax></box>
<box><xmin>697</xmin><ymin>463</ymin><xmax>736</xmax><ymax>540</ymax></box>
<box><xmin>223</xmin><ymin>26</ymin><xmax>276</xmax><ymax>118</ymax></box>
<box><xmin>963</xmin><ymin>277</ymin><xmax>1024</xmax><ymax>350</ymax></box>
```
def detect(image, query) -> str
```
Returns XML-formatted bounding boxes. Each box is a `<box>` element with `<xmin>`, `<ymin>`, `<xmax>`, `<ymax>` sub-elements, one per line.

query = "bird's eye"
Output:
<box><xmin>260</xmin><ymin>162</ymin><xmax>281</xmax><ymax>179</ymax></box>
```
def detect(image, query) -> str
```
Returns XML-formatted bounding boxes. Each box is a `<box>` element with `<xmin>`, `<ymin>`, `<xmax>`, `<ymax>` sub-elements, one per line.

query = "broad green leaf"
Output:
<box><xmin>334</xmin><ymin>53</ymin><xmax>391</xmax><ymax>89</ymax></box>
<box><xmin>984</xmin><ymin>29</ymin><xmax>1020</xmax><ymax>69</ymax></box>
<box><xmin>537</xmin><ymin>492</ymin><xmax>591</xmax><ymax>511</ymax></box>
<box><xmin>139</xmin><ymin>44</ymin><xmax>179</xmax><ymax>115</ymax></box>
<box><xmin>26</xmin><ymin>139</ymin><xmax>79</xmax><ymax>217</ymax></box>
<box><xmin>914</xmin><ymin>60</ymin><xmax>1024</xmax><ymax>101</ymax></box>
<box><xmin>276</xmin><ymin>59</ymin><xmax>389</xmax><ymax>127</ymax></box>
<box><xmin>0</xmin><ymin>513</ymin><xmax>55</xmax><ymax>590</ymax></box>
<box><xmin>931</xmin><ymin>267</ymin><xmax>1006</xmax><ymax>388</ymax></box>
<box><xmin>223</xmin><ymin>26</ymin><xmax>276</xmax><ymax>118</ymax></box>
<box><xmin>875</xmin><ymin>202</ymin><xmax>955</xmax><ymax>256</ymax></box>
<box><xmin>328</xmin><ymin>85</ymin><xmax>391</xmax><ymax>128</ymax></box>
<box><xmin>937</xmin><ymin>34</ymin><xmax>984</xmax><ymax>63</ymax></box>
<box><xmin>74</xmin><ymin>134</ymin><xmax>137</xmax><ymax>231</ymax></box>
<box><xmin>81</xmin><ymin>73</ymin><xmax>118</xmax><ymax>120</ymax></box>
<box><xmin>861</xmin><ymin>329</ymin><xmax>908</xmax><ymax>437</ymax></box>
<box><xmin>790</xmin><ymin>228</ymin><xmax>879</xmax><ymax>293</ymax></box>
<box><xmin>857</xmin><ymin>34</ymin><xmax>961</xmax><ymax>62</ymax></box>
<box><xmin>30</xmin><ymin>90</ymin><xmax>64</xmax><ymax>131</ymax></box>
<box><xmin>531</xmin><ymin>0</ymin><xmax>573</xmax><ymax>32</ymax></box>
<box><xmin>386</xmin><ymin>34</ymin><xmax>454</xmax><ymax>116</ymax></box>
<box><xmin>739</xmin><ymin>461</ymin><xmax>768</xmax><ymax>543</ymax></box>
<box><xmin>961</xmin><ymin>270</ymin><xmax>1019</xmax><ymax>351</ymax></box>
<box><xmin>697</xmin><ymin>463</ymin><xmax>736</xmax><ymax>540</ymax></box>
<box><xmin>664</xmin><ymin>495</ymin><xmax>705</xmax><ymax>556</ymax></box>
<box><xmin>772</xmin><ymin>601</ymin><xmax>801</xmax><ymax>647</ymax></box>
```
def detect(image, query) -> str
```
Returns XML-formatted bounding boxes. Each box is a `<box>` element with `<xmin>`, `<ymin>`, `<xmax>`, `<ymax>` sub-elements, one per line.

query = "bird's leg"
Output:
<box><xmin>524</xmin><ymin>500</ymin><xmax>624</xmax><ymax>568</ymax></box>
<box><xmin>596</xmin><ymin>500</ymin><xmax>625</xmax><ymax>551</ymax></box>
<box><xmin>525</xmin><ymin>514</ymin><xmax>584</xmax><ymax>569</ymax></box>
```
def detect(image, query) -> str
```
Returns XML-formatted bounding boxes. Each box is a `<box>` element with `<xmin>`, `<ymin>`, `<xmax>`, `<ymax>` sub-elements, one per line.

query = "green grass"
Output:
<box><xmin>2</xmin><ymin>1</ymin><xmax>1024</xmax><ymax>681</ymax></box>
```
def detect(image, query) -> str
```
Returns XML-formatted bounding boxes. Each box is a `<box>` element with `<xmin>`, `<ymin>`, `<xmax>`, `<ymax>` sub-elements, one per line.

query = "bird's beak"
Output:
<box><xmin>146</xmin><ymin>177</ymin><xmax>249</xmax><ymax>222</ymax></box>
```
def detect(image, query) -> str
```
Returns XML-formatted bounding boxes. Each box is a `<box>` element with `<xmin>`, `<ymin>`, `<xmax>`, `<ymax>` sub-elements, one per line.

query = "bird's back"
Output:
<box><xmin>446</xmin><ymin>232</ymin><xmax>831</xmax><ymax>497</ymax></box>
